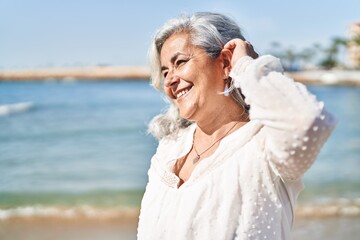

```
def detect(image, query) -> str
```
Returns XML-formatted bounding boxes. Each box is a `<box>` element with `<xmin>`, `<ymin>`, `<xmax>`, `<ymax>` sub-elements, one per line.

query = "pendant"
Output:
<box><xmin>192</xmin><ymin>155</ymin><xmax>200</xmax><ymax>164</ymax></box>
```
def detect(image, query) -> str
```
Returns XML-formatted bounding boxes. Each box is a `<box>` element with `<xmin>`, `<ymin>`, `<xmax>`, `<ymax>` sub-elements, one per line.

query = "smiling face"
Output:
<box><xmin>160</xmin><ymin>32</ymin><xmax>229</xmax><ymax>122</ymax></box>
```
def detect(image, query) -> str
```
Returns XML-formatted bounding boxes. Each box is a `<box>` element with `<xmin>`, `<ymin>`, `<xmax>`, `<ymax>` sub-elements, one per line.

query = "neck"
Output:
<box><xmin>195</xmin><ymin>100</ymin><xmax>248</xmax><ymax>140</ymax></box>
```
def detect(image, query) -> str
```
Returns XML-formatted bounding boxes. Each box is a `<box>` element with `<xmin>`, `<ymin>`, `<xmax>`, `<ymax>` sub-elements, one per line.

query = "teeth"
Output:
<box><xmin>176</xmin><ymin>88</ymin><xmax>190</xmax><ymax>98</ymax></box>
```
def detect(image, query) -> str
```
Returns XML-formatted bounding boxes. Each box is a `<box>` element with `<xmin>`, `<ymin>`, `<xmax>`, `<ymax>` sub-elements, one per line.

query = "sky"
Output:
<box><xmin>0</xmin><ymin>0</ymin><xmax>359</xmax><ymax>70</ymax></box>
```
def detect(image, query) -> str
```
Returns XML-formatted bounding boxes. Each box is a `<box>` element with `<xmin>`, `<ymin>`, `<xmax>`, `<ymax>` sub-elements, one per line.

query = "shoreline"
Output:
<box><xmin>1</xmin><ymin>199</ymin><xmax>359</xmax><ymax>221</ymax></box>
<box><xmin>1</xmin><ymin>67</ymin><xmax>360</xmax><ymax>86</ymax></box>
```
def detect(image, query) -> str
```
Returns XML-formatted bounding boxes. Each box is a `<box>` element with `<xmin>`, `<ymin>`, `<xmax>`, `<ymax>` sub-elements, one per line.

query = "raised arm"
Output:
<box><xmin>225</xmin><ymin>39</ymin><xmax>337</xmax><ymax>181</ymax></box>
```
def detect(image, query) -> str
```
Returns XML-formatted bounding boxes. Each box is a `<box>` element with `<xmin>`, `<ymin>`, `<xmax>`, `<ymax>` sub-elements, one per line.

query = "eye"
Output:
<box><xmin>175</xmin><ymin>59</ymin><xmax>187</xmax><ymax>67</ymax></box>
<box><xmin>162</xmin><ymin>71</ymin><xmax>168</xmax><ymax>79</ymax></box>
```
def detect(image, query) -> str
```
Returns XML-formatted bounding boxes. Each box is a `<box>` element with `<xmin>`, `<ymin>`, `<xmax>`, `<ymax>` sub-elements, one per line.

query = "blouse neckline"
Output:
<box><xmin>158</xmin><ymin>120</ymin><xmax>260</xmax><ymax>189</ymax></box>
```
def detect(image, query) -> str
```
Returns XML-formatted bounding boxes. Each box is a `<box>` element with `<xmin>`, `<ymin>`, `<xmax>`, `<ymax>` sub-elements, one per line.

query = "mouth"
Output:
<box><xmin>175</xmin><ymin>86</ymin><xmax>193</xmax><ymax>99</ymax></box>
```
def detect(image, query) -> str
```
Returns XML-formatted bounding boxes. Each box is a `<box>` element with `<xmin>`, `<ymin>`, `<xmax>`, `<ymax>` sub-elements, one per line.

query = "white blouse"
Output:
<box><xmin>137</xmin><ymin>55</ymin><xmax>337</xmax><ymax>240</ymax></box>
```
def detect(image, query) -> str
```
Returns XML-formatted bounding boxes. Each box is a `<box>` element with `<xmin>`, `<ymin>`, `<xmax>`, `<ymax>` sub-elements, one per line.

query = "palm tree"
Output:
<box><xmin>283</xmin><ymin>48</ymin><xmax>299</xmax><ymax>71</ymax></box>
<box><xmin>298</xmin><ymin>47</ymin><xmax>316</xmax><ymax>69</ymax></box>
<box><xmin>319</xmin><ymin>37</ymin><xmax>348</xmax><ymax>69</ymax></box>
<box><xmin>268</xmin><ymin>41</ymin><xmax>284</xmax><ymax>58</ymax></box>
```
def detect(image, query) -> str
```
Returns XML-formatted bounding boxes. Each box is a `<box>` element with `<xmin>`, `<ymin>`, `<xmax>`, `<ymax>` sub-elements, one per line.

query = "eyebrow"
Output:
<box><xmin>161</xmin><ymin>52</ymin><xmax>183</xmax><ymax>71</ymax></box>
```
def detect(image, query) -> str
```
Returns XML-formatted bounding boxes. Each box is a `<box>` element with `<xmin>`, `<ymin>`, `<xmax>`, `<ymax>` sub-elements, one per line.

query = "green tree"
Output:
<box><xmin>298</xmin><ymin>47</ymin><xmax>316</xmax><ymax>69</ymax></box>
<box><xmin>283</xmin><ymin>48</ymin><xmax>299</xmax><ymax>71</ymax></box>
<box><xmin>267</xmin><ymin>42</ymin><xmax>301</xmax><ymax>71</ymax></box>
<box><xmin>319</xmin><ymin>37</ymin><xmax>348</xmax><ymax>69</ymax></box>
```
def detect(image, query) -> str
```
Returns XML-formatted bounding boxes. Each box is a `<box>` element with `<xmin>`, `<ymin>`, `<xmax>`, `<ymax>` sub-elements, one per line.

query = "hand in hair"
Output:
<box><xmin>224</xmin><ymin>39</ymin><xmax>259</xmax><ymax>67</ymax></box>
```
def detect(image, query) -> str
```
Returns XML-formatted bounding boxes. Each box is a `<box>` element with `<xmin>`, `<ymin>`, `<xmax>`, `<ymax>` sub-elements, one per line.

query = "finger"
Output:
<box><xmin>223</xmin><ymin>41</ymin><xmax>236</xmax><ymax>50</ymax></box>
<box><xmin>224</xmin><ymin>38</ymin><xmax>245</xmax><ymax>50</ymax></box>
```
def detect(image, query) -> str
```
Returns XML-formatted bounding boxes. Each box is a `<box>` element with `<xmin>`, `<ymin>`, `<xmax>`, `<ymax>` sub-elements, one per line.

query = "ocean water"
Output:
<box><xmin>0</xmin><ymin>80</ymin><xmax>359</xmax><ymax>220</ymax></box>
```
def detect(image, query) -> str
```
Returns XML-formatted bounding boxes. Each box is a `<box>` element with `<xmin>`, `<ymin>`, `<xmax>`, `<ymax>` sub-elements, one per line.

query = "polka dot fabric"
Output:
<box><xmin>138</xmin><ymin>55</ymin><xmax>337</xmax><ymax>240</ymax></box>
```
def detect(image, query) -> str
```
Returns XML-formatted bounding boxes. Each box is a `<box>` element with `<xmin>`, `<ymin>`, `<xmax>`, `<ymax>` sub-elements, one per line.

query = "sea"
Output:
<box><xmin>0</xmin><ymin>80</ymin><xmax>359</xmax><ymax>237</ymax></box>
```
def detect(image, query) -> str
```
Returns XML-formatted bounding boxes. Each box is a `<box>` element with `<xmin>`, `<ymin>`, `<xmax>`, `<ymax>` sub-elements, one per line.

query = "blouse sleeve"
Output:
<box><xmin>229</xmin><ymin>55</ymin><xmax>337</xmax><ymax>181</ymax></box>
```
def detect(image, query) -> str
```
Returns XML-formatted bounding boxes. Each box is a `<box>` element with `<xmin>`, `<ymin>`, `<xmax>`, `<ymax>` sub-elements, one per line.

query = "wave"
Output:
<box><xmin>0</xmin><ymin>199</ymin><xmax>359</xmax><ymax>221</ymax></box>
<box><xmin>0</xmin><ymin>205</ymin><xmax>139</xmax><ymax>221</ymax></box>
<box><xmin>0</xmin><ymin>102</ymin><xmax>34</xmax><ymax>116</ymax></box>
<box><xmin>296</xmin><ymin>198</ymin><xmax>360</xmax><ymax>218</ymax></box>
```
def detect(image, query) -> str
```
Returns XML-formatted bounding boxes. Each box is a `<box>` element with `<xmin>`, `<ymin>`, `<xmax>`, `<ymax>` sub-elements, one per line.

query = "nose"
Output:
<box><xmin>164</xmin><ymin>71</ymin><xmax>180</xmax><ymax>89</ymax></box>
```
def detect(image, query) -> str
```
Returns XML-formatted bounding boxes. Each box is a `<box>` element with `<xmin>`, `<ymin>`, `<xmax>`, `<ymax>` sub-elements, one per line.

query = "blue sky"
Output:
<box><xmin>0</xmin><ymin>0</ymin><xmax>359</xmax><ymax>70</ymax></box>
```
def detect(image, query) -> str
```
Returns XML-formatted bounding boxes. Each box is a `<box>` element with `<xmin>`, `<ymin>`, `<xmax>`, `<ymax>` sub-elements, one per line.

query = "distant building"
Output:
<box><xmin>348</xmin><ymin>22</ymin><xmax>360</xmax><ymax>68</ymax></box>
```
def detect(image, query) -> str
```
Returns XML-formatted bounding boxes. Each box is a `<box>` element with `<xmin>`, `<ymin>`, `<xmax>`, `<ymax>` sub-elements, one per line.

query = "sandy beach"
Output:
<box><xmin>0</xmin><ymin>217</ymin><xmax>138</xmax><ymax>240</ymax></box>
<box><xmin>1</xmin><ymin>202</ymin><xmax>359</xmax><ymax>240</ymax></box>
<box><xmin>1</xmin><ymin>186</ymin><xmax>358</xmax><ymax>239</ymax></box>
<box><xmin>1</xmin><ymin>215</ymin><xmax>359</xmax><ymax>240</ymax></box>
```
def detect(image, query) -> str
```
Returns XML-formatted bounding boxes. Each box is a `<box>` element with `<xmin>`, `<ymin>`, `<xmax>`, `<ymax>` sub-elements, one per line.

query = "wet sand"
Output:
<box><xmin>0</xmin><ymin>218</ymin><xmax>138</xmax><ymax>240</ymax></box>
<box><xmin>292</xmin><ymin>217</ymin><xmax>360</xmax><ymax>240</ymax></box>
<box><xmin>1</xmin><ymin>217</ymin><xmax>359</xmax><ymax>240</ymax></box>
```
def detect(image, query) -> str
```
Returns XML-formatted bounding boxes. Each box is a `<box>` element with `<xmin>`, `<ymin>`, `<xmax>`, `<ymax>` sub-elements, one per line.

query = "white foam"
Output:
<box><xmin>0</xmin><ymin>205</ymin><xmax>139</xmax><ymax>221</ymax></box>
<box><xmin>296</xmin><ymin>198</ymin><xmax>360</xmax><ymax>218</ymax></box>
<box><xmin>1</xmin><ymin>200</ymin><xmax>359</xmax><ymax>221</ymax></box>
<box><xmin>0</xmin><ymin>102</ymin><xmax>34</xmax><ymax>116</ymax></box>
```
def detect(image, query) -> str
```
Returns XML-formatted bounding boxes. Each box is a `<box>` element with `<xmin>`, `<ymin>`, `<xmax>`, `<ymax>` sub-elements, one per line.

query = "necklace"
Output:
<box><xmin>192</xmin><ymin>121</ymin><xmax>240</xmax><ymax>164</ymax></box>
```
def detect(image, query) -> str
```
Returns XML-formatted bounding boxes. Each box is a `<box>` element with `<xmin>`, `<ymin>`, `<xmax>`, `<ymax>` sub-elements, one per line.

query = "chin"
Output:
<box><xmin>179</xmin><ymin>108</ymin><xmax>196</xmax><ymax>121</ymax></box>
<box><xmin>176</xmin><ymin>100</ymin><xmax>198</xmax><ymax>121</ymax></box>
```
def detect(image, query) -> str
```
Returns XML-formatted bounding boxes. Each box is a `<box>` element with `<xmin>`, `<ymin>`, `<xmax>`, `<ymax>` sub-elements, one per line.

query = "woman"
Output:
<box><xmin>137</xmin><ymin>12</ymin><xmax>336</xmax><ymax>240</ymax></box>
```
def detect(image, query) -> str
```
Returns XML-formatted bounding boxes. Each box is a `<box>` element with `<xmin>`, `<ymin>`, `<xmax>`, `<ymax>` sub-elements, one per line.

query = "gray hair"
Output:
<box><xmin>148</xmin><ymin>12</ymin><xmax>249</xmax><ymax>140</ymax></box>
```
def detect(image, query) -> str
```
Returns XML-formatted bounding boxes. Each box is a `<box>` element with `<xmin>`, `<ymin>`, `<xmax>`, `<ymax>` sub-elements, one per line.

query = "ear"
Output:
<box><xmin>219</xmin><ymin>48</ymin><xmax>233</xmax><ymax>78</ymax></box>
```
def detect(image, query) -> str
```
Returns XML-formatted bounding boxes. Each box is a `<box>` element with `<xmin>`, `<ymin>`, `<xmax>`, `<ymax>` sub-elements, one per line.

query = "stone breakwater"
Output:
<box><xmin>0</xmin><ymin>66</ymin><xmax>151</xmax><ymax>81</ymax></box>
<box><xmin>0</xmin><ymin>67</ymin><xmax>359</xmax><ymax>85</ymax></box>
